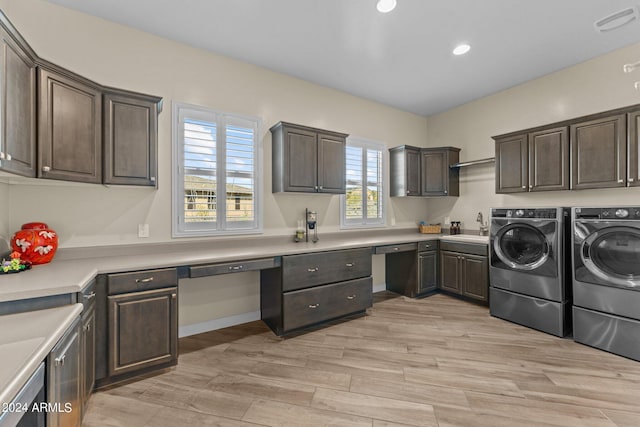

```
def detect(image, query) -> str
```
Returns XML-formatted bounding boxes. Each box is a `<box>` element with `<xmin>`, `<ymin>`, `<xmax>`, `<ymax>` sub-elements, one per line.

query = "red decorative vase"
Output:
<box><xmin>11</xmin><ymin>222</ymin><xmax>59</xmax><ymax>265</ymax></box>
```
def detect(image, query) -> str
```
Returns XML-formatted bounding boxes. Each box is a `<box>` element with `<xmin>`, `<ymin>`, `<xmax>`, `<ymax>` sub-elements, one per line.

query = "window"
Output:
<box><xmin>172</xmin><ymin>102</ymin><xmax>261</xmax><ymax>237</ymax></box>
<box><xmin>341</xmin><ymin>137</ymin><xmax>385</xmax><ymax>228</ymax></box>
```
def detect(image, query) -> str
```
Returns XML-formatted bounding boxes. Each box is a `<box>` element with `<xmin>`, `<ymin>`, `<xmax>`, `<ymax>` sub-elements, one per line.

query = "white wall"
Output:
<box><xmin>0</xmin><ymin>0</ymin><xmax>427</xmax><ymax>333</ymax></box>
<box><xmin>426</xmin><ymin>42</ymin><xmax>640</xmax><ymax>230</ymax></box>
<box><xmin>0</xmin><ymin>0</ymin><xmax>429</xmax><ymax>249</ymax></box>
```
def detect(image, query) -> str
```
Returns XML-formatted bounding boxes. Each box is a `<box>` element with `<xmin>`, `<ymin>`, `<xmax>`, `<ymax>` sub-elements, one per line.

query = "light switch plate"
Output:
<box><xmin>138</xmin><ymin>224</ymin><xmax>149</xmax><ymax>238</ymax></box>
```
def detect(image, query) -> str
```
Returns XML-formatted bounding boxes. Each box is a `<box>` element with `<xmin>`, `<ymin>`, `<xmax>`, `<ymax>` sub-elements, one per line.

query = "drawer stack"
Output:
<box><xmin>260</xmin><ymin>248</ymin><xmax>373</xmax><ymax>335</ymax></box>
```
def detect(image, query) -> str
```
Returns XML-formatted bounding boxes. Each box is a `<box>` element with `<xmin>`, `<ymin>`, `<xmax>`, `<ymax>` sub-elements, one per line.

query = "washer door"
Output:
<box><xmin>582</xmin><ymin>226</ymin><xmax>640</xmax><ymax>288</ymax></box>
<box><xmin>494</xmin><ymin>223</ymin><xmax>550</xmax><ymax>270</ymax></box>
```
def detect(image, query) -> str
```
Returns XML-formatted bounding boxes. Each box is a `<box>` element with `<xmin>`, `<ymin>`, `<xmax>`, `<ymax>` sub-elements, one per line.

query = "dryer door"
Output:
<box><xmin>582</xmin><ymin>226</ymin><xmax>640</xmax><ymax>288</ymax></box>
<box><xmin>492</xmin><ymin>221</ymin><xmax>557</xmax><ymax>277</ymax></box>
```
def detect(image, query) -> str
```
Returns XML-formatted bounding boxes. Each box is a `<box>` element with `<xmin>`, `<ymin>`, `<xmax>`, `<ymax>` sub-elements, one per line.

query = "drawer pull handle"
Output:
<box><xmin>55</xmin><ymin>354</ymin><xmax>66</xmax><ymax>367</ymax></box>
<box><xmin>630</xmin><ymin>178</ymin><xmax>635</xmax><ymax>183</ymax></box>
<box><xmin>308</xmin><ymin>267</ymin><xmax>319</xmax><ymax>272</ymax></box>
<box><xmin>618</xmin><ymin>179</ymin><xmax>624</xmax><ymax>183</ymax></box>
<box><xmin>393</xmin><ymin>247</ymin><xmax>399</xmax><ymax>251</ymax></box>
<box><xmin>423</xmin><ymin>244</ymin><xmax>430</xmax><ymax>249</ymax></box>
<box><xmin>83</xmin><ymin>292</ymin><xmax>96</xmax><ymax>300</ymax></box>
<box><xmin>345</xmin><ymin>263</ymin><xmax>354</xmax><ymax>267</ymax></box>
<box><xmin>136</xmin><ymin>277</ymin><xmax>154</xmax><ymax>284</ymax></box>
<box><xmin>84</xmin><ymin>323</ymin><xmax>91</xmax><ymax>332</ymax></box>
<box><xmin>229</xmin><ymin>265</ymin><xmax>244</xmax><ymax>271</ymax></box>
<box><xmin>171</xmin><ymin>293</ymin><xmax>177</xmax><ymax>299</ymax></box>
<box><xmin>347</xmin><ymin>294</ymin><xmax>357</xmax><ymax>300</ymax></box>
<box><xmin>308</xmin><ymin>303</ymin><xmax>320</xmax><ymax>309</ymax></box>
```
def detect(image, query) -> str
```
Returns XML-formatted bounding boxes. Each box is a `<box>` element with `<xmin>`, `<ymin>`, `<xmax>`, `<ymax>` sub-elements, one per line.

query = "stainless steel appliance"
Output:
<box><xmin>489</xmin><ymin>207</ymin><xmax>571</xmax><ymax>336</ymax></box>
<box><xmin>572</xmin><ymin>206</ymin><xmax>640</xmax><ymax>361</ymax></box>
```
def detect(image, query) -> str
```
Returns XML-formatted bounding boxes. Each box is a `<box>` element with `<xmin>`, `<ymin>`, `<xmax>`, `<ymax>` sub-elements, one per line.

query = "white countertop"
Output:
<box><xmin>0</xmin><ymin>304</ymin><xmax>83</xmax><ymax>406</ymax></box>
<box><xmin>0</xmin><ymin>230</ymin><xmax>488</xmax><ymax>303</ymax></box>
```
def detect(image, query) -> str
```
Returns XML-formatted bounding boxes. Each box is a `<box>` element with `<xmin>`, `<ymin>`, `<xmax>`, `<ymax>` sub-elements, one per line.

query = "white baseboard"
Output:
<box><xmin>179</xmin><ymin>310</ymin><xmax>261</xmax><ymax>338</ymax></box>
<box><xmin>373</xmin><ymin>283</ymin><xmax>387</xmax><ymax>293</ymax></box>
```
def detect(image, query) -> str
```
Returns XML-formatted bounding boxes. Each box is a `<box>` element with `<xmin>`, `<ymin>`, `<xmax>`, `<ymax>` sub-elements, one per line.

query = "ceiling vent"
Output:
<box><xmin>594</xmin><ymin>6</ymin><xmax>639</xmax><ymax>32</ymax></box>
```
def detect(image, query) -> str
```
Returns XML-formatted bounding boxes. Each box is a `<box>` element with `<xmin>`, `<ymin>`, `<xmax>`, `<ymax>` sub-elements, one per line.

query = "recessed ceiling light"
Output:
<box><xmin>453</xmin><ymin>44</ymin><xmax>471</xmax><ymax>56</ymax></box>
<box><xmin>377</xmin><ymin>0</ymin><xmax>397</xmax><ymax>13</ymax></box>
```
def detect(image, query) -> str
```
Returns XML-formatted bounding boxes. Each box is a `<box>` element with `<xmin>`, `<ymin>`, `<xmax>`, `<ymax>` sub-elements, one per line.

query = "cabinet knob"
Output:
<box><xmin>406</xmin><ymin>190</ymin><xmax>410</xmax><ymax>195</ymax></box>
<box><xmin>521</xmin><ymin>185</ymin><xmax>526</xmax><ymax>189</ymax></box>
<box><xmin>42</xmin><ymin>166</ymin><xmax>51</xmax><ymax>172</ymax></box>
<box><xmin>347</xmin><ymin>294</ymin><xmax>357</xmax><ymax>300</ymax></box>
<box><xmin>629</xmin><ymin>178</ymin><xmax>635</xmax><ymax>183</ymax></box>
<box><xmin>319</xmin><ymin>186</ymin><xmax>323</xmax><ymax>190</ymax></box>
<box><xmin>315</xmin><ymin>186</ymin><xmax>318</xmax><ymax>190</ymax></box>
<box><xmin>444</xmin><ymin>191</ymin><xmax>448</xmax><ymax>194</ymax></box>
<box><xmin>308</xmin><ymin>303</ymin><xmax>320</xmax><ymax>309</ymax></box>
<box><xmin>393</xmin><ymin>247</ymin><xmax>399</xmax><ymax>251</ymax></box>
<box><xmin>150</xmin><ymin>177</ymin><xmax>156</xmax><ymax>182</ymax></box>
<box><xmin>529</xmin><ymin>185</ymin><xmax>533</xmax><ymax>189</ymax></box>
<box><xmin>618</xmin><ymin>179</ymin><xmax>624</xmax><ymax>183</ymax></box>
<box><xmin>83</xmin><ymin>292</ymin><xmax>96</xmax><ymax>300</ymax></box>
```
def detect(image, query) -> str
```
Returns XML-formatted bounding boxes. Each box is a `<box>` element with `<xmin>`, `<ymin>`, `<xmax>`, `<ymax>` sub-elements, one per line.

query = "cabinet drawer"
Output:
<box><xmin>418</xmin><ymin>241</ymin><xmax>438</xmax><ymax>252</ymax></box>
<box><xmin>283</xmin><ymin>277</ymin><xmax>372</xmax><ymax>332</ymax></box>
<box><xmin>189</xmin><ymin>257</ymin><xmax>281</xmax><ymax>278</ymax></box>
<box><xmin>107</xmin><ymin>268</ymin><xmax>178</xmax><ymax>295</ymax></box>
<box><xmin>282</xmin><ymin>248</ymin><xmax>371</xmax><ymax>291</ymax></box>
<box><xmin>440</xmin><ymin>241</ymin><xmax>487</xmax><ymax>256</ymax></box>
<box><xmin>374</xmin><ymin>242</ymin><xmax>417</xmax><ymax>254</ymax></box>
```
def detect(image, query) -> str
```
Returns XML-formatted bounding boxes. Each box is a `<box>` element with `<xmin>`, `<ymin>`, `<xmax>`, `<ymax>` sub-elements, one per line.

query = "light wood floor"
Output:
<box><xmin>83</xmin><ymin>292</ymin><xmax>640</xmax><ymax>427</ymax></box>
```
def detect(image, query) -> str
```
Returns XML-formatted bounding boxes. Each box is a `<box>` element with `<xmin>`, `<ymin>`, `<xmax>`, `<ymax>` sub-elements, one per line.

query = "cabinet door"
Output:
<box><xmin>283</xmin><ymin>126</ymin><xmax>318</xmax><ymax>192</ymax></box>
<box><xmin>528</xmin><ymin>126</ymin><xmax>569</xmax><ymax>191</ymax></box>
<box><xmin>81</xmin><ymin>306</ymin><xmax>95</xmax><ymax>414</ymax></box>
<box><xmin>103</xmin><ymin>93</ymin><xmax>158</xmax><ymax>186</ymax></box>
<box><xmin>461</xmin><ymin>254</ymin><xmax>488</xmax><ymax>302</ymax></box>
<box><xmin>571</xmin><ymin>114</ymin><xmax>626</xmax><ymax>190</ymax></box>
<box><xmin>421</xmin><ymin>150</ymin><xmax>447</xmax><ymax>196</ymax></box>
<box><xmin>108</xmin><ymin>287</ymin><xmax>177</xmax><ymax>376</ymax></box>
<box><xmin>38</xmin><ymin>67</ymin><xmax>102</xmax><ymax>183</ymax></box>
<box><xmin>439</xmin><ymin>251</ymin><xmax>461</xmax><ymax>294</ymax></box>
<box><xmin>405</xmin><ymin>147</ymin><xmax>421</xmax><ymax>196</ymax></box>
<box><xmin>628</xmin><ymin>110</ymin><xmax>640</xmax><ymax>187</ymax></box>
<box><xmin>495</xmin><ymin>134</ymin><xmax>527</xmax><ymax>193</ymax></box>
<box><xmin>417</xmin><ymin>250</ymin><xmax>438</xmax><ymax>294</ymax></box>
<box><xmin>318</xmin><ymin>132</ymin><xmax>345</xmax><ymax>193</ymax></box>
<box><xmin>48</xmin><ymin>317</ymin><xmax>81</xmax><ymax>427</ymax></box>
<box><xmin>0</xmin><ymin>27</ymin><xmax>36</xmax><ymax>177</ymax></box>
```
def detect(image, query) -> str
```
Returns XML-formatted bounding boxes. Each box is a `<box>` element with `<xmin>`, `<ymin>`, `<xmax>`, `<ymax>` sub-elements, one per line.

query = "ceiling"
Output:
<box><xmin>46</xmin><ymin>0</ymin><xmax>640</xmax><ymax>116</ymax></box>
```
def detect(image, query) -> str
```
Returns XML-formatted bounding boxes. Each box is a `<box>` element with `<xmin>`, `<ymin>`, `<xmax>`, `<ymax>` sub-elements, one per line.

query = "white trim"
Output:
<box><xmin>172</xmin><ymin>101</ymin><xmax>262</xmax><ymax>238</ymax></box>
<box><xmin>341</xmin><ymin>136</ymin><xmax>386</xmax><ymax>229</ymax></box>
<box><xmin>373</xmin><ymin>283</ymin><xmax>387</xmax><ymax>293</ymax></box>
<box><xmin>178</xmin><ymin>310</ymin><xmax>261</xmax><ymax>338</ymax></box>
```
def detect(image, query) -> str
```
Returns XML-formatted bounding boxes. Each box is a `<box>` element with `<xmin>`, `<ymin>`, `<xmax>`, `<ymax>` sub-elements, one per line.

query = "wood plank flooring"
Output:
<box><xmin>83</xmin><ymin>292</ymin><xmax>640</xmax><ymax>426</ymax></box>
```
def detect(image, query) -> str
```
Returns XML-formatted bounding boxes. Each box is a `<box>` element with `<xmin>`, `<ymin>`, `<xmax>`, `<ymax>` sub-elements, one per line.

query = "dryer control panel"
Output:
<box><xmin>491</xmin><ymin>208</ymin><xmax>560</xmax><ymax>219</ymax></box>
<box><xmin>574</xmin><ymin>207</ymin><xmax>640</xmax><ymax>220</ymax></box>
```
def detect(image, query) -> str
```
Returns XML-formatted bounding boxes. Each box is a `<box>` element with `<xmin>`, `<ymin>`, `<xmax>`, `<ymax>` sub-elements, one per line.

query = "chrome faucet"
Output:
<box><xmin>477</xmin><ymin>212</ymin><xmax>489</xmax><ymax>236</ymax></box>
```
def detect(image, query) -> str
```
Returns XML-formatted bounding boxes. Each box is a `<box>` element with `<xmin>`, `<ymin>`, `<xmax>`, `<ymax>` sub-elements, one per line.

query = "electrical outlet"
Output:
<box><xmin>391</xmin><ymin>217</ymin><xmax>396</xmax><ymax>226</ymax></box>
<box><xmin>444</xmin><ymin>216</ymin><xmax>451</xmax><ymax>225</ymax></box>
<box><xmin>138</xmin><ymin>224</ymin><xmax>149</xmax><ymax>238</ymax></box>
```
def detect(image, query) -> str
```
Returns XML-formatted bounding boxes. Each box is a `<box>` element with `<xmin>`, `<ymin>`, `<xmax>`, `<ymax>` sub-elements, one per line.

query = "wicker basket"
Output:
<box><xmin>419</xmin><ymin>224</ymin><xmax>441</xmax><ymax>234</ymax></box>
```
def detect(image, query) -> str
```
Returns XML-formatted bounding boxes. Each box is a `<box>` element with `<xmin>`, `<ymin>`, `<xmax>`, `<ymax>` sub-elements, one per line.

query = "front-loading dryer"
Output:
<box><xmin>489</xmin><ymin>207</ymin><xmax>571</xmax><ymax>337</ymax></box>
<box><xmin>572</xmin><ymin>206</ymin><xmax>640</xmax><ymax>361</ymax></box>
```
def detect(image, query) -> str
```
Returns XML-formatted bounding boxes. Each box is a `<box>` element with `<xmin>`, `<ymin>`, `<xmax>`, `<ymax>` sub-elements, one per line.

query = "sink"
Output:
<box><xmin>440</xmin><ymin>234</ymin><xmax>489</xmax><ymax>244</ymax></box>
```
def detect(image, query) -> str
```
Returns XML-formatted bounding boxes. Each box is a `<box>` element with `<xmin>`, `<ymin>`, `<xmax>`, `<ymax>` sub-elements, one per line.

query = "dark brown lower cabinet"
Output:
<box><xmin>439</xmin><ymin>242</ymin><xmax>489</xmax><ymax>303</ymax></box>
<box><xmin>417</xmin><ymin>250</ymin><xmax>438</xmax><ymax>294</ymax></box>
<box><xmin>107</xmin><ymin>287</ymin><xmax>178</xmax><ymax>376</ymax></box>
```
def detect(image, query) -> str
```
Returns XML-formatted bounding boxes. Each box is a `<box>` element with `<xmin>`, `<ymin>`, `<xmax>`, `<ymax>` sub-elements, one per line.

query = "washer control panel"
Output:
<box><xmin>574</xmin><ymin>207</ymin><xmax>640</xmax><ymax>220</ymax></box>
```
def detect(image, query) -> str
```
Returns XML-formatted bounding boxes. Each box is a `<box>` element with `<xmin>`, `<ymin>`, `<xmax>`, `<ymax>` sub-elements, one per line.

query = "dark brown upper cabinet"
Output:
<box><xmin>0</xmin><ymin>21</ymin><xmax>36</xmax><ymax>177</ymax></box>
<box><xmin>38</xmin><ymin>66</ymin><xmax>103</xmax><ymax>184</ymax></box>
<box><xmin>629</xmin><ymin>109</ymin><xmax>640</xmax><ymax>187</ymax></box>
<box><xmin>571</xmin><ymin>114</ymin><xmax>626</xmax><ymax>190</ymax></box>
<box><xmin>0</xmin><ymin>9</ymin><xmax>161</xmax><ymax>187</ymax></box>
<box><xmin>495</xmin><ymin>126</ymin><xmax>568</xmax><ymax>194</ymax></box>
<box><xmin>421</xmin><ymin>147</ymin><xmax>460</xmax><ymax>196</ymax></box>
<box><xmin>271</xmin><ymin>122</ymin><xmax>347</xmax><ymax>194</ymax></box>
<box><xmin>389</xmin><ymin>145</ymin><xmax>421</xmax><ymax>196</ymax></box>
<box><xmin>103</xmin><ymin>90</ymin><xmax>160</xmax><ymax>186</ymax></box>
